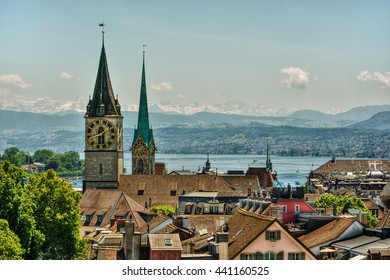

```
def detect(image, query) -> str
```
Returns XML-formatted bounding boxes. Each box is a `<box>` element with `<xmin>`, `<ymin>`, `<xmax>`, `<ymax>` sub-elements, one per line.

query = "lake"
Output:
<box><xmin>76</xmin><ymin>153</ymin><xmax>330</xmax><ymax>189</ymax></box>
<box><xmin>128</xmin><ymin>154</ymin><xmax>330</xmax><ymax>186</ymax></box>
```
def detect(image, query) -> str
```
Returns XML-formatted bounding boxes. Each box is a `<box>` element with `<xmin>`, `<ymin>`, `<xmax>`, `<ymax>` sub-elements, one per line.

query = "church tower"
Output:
<box><xmin>131</xmin><ymin>47</ymin><xmax>156</xmax><ymax>175</ymax></box>
<box><xmin>83</xmin><ymin>26</ymin><xmax>123</xmax><ymax>190</ymax></box>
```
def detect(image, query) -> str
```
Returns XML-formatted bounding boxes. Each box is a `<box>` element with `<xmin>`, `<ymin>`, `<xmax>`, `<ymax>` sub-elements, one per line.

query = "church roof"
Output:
<box><xmin>132</xmin><ymin>51</ymin><xmax>153</xmax><ymax>147</ymax></box>
<box><xmin>86</xmin><ymin>38</ymin><xmax>121</xmax><ymax>118</ymax></box>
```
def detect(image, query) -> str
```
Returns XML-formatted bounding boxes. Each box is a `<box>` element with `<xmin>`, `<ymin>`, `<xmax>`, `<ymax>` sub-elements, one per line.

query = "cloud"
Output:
<box><xmin>151</xmin><ymin>82</ymin><xmax>173</xmax><ymax>92</ymax></box>
<box><xmin>280</xmin><ymin>67</ymin><xmax>310</xmax><ymax>89</ymax></box>
<box><xmin>61</xmin><ymin>72</ymin><xmax>74</xmax><ymax>79</ymax></box>
<box><xmin>357</xmin><ymin>70</ymin><xmax>390</xmax><ymax>88</ymax></box>
<box><xmin>0</xmin><ymin>74</ymin><xmax>32</xmax><ymax>89</ymax></box>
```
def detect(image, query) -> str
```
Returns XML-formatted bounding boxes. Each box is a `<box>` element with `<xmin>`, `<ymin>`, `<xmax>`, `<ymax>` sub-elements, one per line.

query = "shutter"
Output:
<box><xmin>300</xmin><ymin>253</ymin><xmax>305</xmax><ymax>260</ymax></box>
<box><xmin>240</xmin><ymin>254</ymin><xmax>246</xmax><ymax>260</ymax></box>
<box><xmin>277</xmin><ymin>251</ymin><xmax>284</xmax><ymax>260</ymax></box>
<box><xmin>266</xmin><ymin>231</ymin><xmax>270</xmax><ymax>240</ymax></box>
<box><xmin>288</xmin><ymin>253</ymin><xmax>293</xmax><ymax>260</ymax></box>
<box><xmin>276</xmin><ymin>230</ymin><xmax>281</xmax><ymax>240</ymax></box>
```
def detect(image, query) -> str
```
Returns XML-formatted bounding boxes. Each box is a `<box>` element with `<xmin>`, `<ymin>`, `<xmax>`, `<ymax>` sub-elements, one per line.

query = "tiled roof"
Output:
<box><xmin>119</xmin><ymin>174</ymin><xmax>257</xmax><ymax>207</ymax></box>
<box><xmin>80</xmin><ymin>189</ymin><xmax>151</xmax><ymax>228</ymax></box>
<box><xmin>138</xmin><ymin>215</ymin><xmax>171</xmax><ymax>235</ymax></box>
<box><xmin>298</xmin><ymin>217</ymin><xmax>356</xmax><ymax>248</ymax></box>
<box><xmin>148</xmin><ymin>233</ymin><xmax>182</xmax><ymax>250</ymax></box>
<box><xmin>313</xmin><ymin>159</ymin><xmax>390</xmax><ymax>176</ymax></box>
<box><xmin>226</xmin><ymin>209</ymin><xmax>275</xmax><ymax>259</ymax></box>
<box><xmin>376</xmin><ymin>211</ymin><xmax>390</xmax><ymax>228</ymax></box>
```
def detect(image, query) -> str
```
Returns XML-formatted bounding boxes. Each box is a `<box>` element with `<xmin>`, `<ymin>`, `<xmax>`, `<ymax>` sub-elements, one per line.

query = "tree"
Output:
<box><xmin>32</xmin><ymin>149</ymin><xmax>54</xmax><ymax>164</ymax></box>
<box><xmin>0</xmin><ymin>162</ymin><xmax>86</xmax><ymax>259</ymax></box>
<box><xmin>150</xmin><ymin>205</ymin><xmax>175</xmax><ymax>218</ymax></box>
<box><xmin>1</xmin><ymin>147</ymin><xmax>20</xmax><ymax>160</ymax></box>
<box><xmin>0</xmin><ymin>161</ymin><xmax>44</xmax><ymax>259</ymax></box>
<box><xmin>0</xmin><ymin>219</ymin><xmax>23</xmax><ymax>260</ymax></box>
<box><xmin>45</xmin><ymin>157</ymin><xmax>60</xmax><ymax>171</ymax></box>
<box><xmin>314</xmin><ymin>193</ymin><xmax>379</xmax><ymax>228</ymax></box>
<box><xmin>28</xmin><ymin>169</ymin><xmax>86</xmax><ymax>259</ymax></box>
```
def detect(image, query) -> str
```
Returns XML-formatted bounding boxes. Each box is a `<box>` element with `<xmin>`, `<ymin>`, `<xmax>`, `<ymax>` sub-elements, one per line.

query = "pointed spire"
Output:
<box><xmin>266</xmin><ymin>138</ymin><xmax>272</xmax><ymax>172</ymax></box>
<box><xmin>134</xmin><ymin>44</ymin><xmax>151</xmax><ymax>145</ymax></box>
<box><xmin>85</xmin><ymin>24</ymin><xmax>121</xmax><ymax>117</ymax></box>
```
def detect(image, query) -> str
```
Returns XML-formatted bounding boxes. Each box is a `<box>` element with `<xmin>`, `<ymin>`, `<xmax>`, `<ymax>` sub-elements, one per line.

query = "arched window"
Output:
<box><xmin>264</xmin><ymin>251</ymin><xmax>276</xmax><ymax>260</ymax></box>
<box><xmin>138</xmin><ymin>159</ymin><xmax>144</xmax><ymax>174</ymax></box>
<box><xmin>98</xmin><ymin>127</ymin><xmax>105</xmax><ymax>144</ymax></box>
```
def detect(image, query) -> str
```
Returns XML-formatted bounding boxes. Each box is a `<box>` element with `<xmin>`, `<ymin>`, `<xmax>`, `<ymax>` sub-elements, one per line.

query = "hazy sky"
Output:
<box><xmin>1</xmin><ymin>0</ymin><xmax>389</xmax><ymax>113</ymax></box>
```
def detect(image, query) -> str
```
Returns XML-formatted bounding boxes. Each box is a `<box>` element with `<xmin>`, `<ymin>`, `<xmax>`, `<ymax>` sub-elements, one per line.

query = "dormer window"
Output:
<box><xmin>164</xmin><ymin>239</ymin><xmax>172</xmax><ymax>246</ymax></box>
<box><xmin>266</xmin><ymin>230</ymin><xmax>281</xmax><ymax>241</ymax></box>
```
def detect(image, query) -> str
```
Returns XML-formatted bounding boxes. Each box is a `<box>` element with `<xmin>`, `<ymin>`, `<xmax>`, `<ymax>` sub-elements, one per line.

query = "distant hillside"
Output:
<box><xmin>336</xmin><ymin>105</ymin><xmax>390</xmax><ymax>121</ymax></box>
<box><xmin>347</xmin><ymin>111</ymin><xmax>390</xmax><ymax>130</ymax></box>
<box><xmin>1</xmin><ymin>105</ymin><xmax>389</xmax><ymax>134</ymax></box>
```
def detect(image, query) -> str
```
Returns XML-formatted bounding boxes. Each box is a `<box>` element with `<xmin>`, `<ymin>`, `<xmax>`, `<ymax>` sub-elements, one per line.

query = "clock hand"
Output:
<box><xmin>88</xmin><ymin>127</ymin><xmax>109</xmax><ymax>139</ymax></box>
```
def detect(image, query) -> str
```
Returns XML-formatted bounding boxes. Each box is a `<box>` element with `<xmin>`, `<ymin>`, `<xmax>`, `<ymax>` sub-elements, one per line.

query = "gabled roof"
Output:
<box><xmin>298</xmin><ymin>217</ymin><xmax>357</xmax><ymax>248</ymax></box>
<box><xmin>80</xmin><ymin>189</ymin><xmax>151</xmax><ymax>228</ymax></box>
<box><xmin>86</xmin><ymin>42</ymin><xmax>121</xmax><ymax>117</ymax></box>
<box><xmin>226</xmin><ymin>209</ymin><xmax>274</xmax><ymax>259</ymax></box>
<box><xmin>225</xmin><ymin>209</ymin><xmax>317</xmax><ymax>260</ymax></box>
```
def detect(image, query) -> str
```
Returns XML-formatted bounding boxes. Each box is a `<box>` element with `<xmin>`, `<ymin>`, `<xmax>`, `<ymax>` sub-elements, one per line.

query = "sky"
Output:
<box><xmin>1</xmin><ymin>0</ymin><xmax>390</xmax><ymax>114</ymax></box>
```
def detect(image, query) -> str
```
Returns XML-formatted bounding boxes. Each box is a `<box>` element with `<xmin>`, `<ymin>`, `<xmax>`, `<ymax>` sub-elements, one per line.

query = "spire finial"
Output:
<box><xmin>143</xmin><ymin>44</ymin><xmax>147</xmax><ymax>56</ymax></box>
<box><xmin>99</xmin><ymin>22</ymin><xmax>105</xmax><ymax>45</ymax></box>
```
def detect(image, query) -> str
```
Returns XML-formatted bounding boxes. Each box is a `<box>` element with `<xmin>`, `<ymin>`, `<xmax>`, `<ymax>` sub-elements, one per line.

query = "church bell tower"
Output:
<box><xmin>131</xmin><ymin>46</ymin><xmax>156</xmax><ymax>175</ymax></box>
<box><xmin>83</xmin><ymin>25</ymin><xmax>123</xmax><ymax>190</ymax></box>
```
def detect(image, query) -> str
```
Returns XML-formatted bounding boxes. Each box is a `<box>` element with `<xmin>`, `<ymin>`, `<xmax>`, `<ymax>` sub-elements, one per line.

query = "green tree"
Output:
<box><xmin>0</xmin><ymin>161</ymin><xmax>44</xmax><ymax>259</ymax></box>
<box><xmin>58</xmin><ymin>151</ymin><xmax>82</xmax><ymax>171</ymax></box>
<box><xmin>0</xmin><ymin>162</ymin><xmax>86</xmax><ymax>259</ymax></box>
<box><xmin>1</xmin><ymin>147</ymin><xmax>20</xmax><ymax>160</ymax></box>
<box><xmin>150</xmin><ymin>205</ymin><xmax>175</xmax><ymax>218</ymax></box>
<box><xmin>28</xmin><ymin>169</ymin><xmax>86</xmax><ymax>259</ymax></box>
<box><xmin>45</xmin><ymin>157</ymin><xmax>60</xmax><ymax>171</ymax></box>
<box><xmin>0</xmin><ymin>219</ymin><xmax>24</xmax><ymax>260</ymax></box>
<box><xmin>32</xmin><ymin>149</ymin><xmax>54</xmax><ymax>164</ymax></box>
<box><xmin>314</xmin><ymin>193</ymin><xmax>379</xmax><ymax>228</ymax></box>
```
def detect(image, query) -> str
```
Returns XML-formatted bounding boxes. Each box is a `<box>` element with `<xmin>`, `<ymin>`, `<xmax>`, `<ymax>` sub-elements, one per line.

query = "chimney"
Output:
<box><xmin>124</xmin><ymin>220</ymin><xmax>140</xmax><ymax>260</ymax></box>
<box><xmin>333</xmin><ymin>202</ymin><xmax>337</xmax><ymax>216</ymax></box>
<box><xmin>269</xmin><ymin>206</ymin><xmax>284</xmax><ymax>224</ymax></box>
<box><xmin>216</xmin><ymin>232</ymin><xmax>229</xmax><ymax>260</ymax></box>
<box><xmin>190</xmin><ymin>241</ymin><xmax>195</xmax><ymax>254</ymax></box>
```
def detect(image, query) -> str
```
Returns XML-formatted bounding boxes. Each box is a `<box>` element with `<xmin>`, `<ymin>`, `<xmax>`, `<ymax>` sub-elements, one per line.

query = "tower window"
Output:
<box><xmin>99</xmin><ymin>164</ymin><xmax>103</xmax><ymax>174</ymax></box>
<box><xmin>138</xmin><ymin>159</ymin><xmax>144</xmax><ymax>174</ymax></box>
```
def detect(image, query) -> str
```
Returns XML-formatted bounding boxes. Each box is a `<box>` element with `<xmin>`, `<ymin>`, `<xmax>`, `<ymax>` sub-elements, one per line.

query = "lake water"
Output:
<box><xmin>129</xmin><ymin>154</ymin><xmax>330</xmax><ymax>186</ymax></box>
<box><xmin>76</xmin><ymin>153</ymin><xmax>330</xmax><ymax>189</ymax></box>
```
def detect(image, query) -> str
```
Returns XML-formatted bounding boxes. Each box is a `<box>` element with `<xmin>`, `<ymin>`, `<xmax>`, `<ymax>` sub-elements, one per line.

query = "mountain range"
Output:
<box><xmin>0</xmin><ymin>105</ymin><xmax>389</xmax><ymax>157</ymax></box>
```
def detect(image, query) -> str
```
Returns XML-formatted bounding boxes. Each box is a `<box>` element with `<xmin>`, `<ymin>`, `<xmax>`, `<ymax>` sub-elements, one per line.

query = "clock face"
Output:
<box><xmin>86</xmin><ymin>119</ymin><xmax>116</xmax><ymax>149</ymax></box>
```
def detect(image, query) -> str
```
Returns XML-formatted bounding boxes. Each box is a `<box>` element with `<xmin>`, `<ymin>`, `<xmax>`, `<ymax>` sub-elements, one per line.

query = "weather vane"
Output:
<box><xmin>143</xmin><ymin>44</ymin><xmax>147</xmax><ymax>55</ymax></box>
<box><xmin>99</xmin><ymin>22</ymin><xmax>105</xmax><ymax>43</ymax></box>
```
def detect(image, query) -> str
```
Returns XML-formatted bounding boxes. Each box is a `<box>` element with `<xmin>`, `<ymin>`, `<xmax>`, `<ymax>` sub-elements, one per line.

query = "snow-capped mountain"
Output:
<box><xmin>0</xmin><ymin>92</ymin><xmax>88</xmax><ymax>113</ymax></box>
<box><xmin>0</xmin><ymin>92</ymin><xmax>288</xmax><ymax>116</ymax></box>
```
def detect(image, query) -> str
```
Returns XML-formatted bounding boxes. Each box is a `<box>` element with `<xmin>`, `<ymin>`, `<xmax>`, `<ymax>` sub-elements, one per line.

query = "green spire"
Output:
<box><xmin>133</xmin><ymin>46</ymin><xmax>153</xmax><ymax>146</ymax></box>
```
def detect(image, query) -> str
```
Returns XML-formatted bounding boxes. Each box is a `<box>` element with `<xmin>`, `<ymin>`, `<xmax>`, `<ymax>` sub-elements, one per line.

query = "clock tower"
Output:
<box><xmin>131</xmin><ymin>47</ymin><xmax>156</xmax><ymax>175</ymax></box>
<box><xmin>83</xmin><ymin>27</ymin><xmax>123</xmax><ymax>190</ymax></box>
